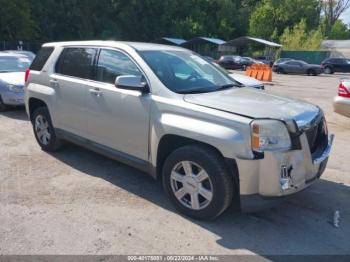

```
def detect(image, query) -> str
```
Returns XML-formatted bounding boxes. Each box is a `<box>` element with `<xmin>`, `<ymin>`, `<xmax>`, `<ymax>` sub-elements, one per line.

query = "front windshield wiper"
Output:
<box><xmin>215</xmin><ymin>83</ymin><xmax>239</xmax><ymax>91</ymax></box>
<box><xmin>178</xmin><ymin>83</ymin><xmax>239</xmax><ymax>94</ymax></box>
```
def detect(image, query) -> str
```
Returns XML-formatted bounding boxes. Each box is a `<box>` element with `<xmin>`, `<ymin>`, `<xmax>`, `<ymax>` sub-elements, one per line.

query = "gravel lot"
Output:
<box><xmin>0</xmin><ymin>73</ymin><xmax>349</xmax><ymax>256</ymax></box>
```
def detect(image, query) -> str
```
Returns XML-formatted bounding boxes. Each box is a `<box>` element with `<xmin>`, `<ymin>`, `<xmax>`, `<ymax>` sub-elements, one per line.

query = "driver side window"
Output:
<box><xmin>96</xmin><ymin>49</ymin><xmax>142</xmax><ymax>84</ymax></box>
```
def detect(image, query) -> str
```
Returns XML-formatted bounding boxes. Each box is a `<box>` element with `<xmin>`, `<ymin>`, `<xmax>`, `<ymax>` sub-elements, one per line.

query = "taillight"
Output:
<box><xmin>338</xmin><ymin>82</ymin><xmax>350</xmax><ymax>98</ymax></box>
<box><xmin>25</xmin><ymin>69</ymin><xmax>30</xmax><ymax>83</ymax></box>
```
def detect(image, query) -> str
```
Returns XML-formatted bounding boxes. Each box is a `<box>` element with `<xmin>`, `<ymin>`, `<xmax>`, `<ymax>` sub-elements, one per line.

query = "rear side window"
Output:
<box><xmin>29</xmin><ymin>47</ymin><xmax>54</xmax><ymax>71</ymax></box>
<box><xmin>56</xmin><ymin>48</ymin><xmax>97</xmax><ymax>79</ymax></box>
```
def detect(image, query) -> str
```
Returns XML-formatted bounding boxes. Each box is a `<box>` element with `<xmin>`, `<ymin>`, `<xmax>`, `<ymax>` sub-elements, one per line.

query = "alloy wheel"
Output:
<box><xmin>35</xmin><ymin>115</ymin><xmax>51</xmax><ymax>145</ymax></box>
<box><xmin>170</xmin><ymin>161</ymin><xmax>213</xmax><ymax>210</ymax></box>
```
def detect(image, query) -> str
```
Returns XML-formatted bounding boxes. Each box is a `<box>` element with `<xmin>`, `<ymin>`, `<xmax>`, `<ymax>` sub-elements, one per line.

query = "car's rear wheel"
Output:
<box><xmin>324</xmin><ymin>67</ymin><xmax>333</xmax><ymax>74</ymax></box>
<box><xmin>162</xmin><ymin>145</ymin><xmax>235</xmax><ymax>220</ymax></box>
<box><xmin>32</xmin><ymin>107</ymin><xmax>63</xmax><ymax>152</ymax></box>
<box><xmin>0</xmin><ymin>96</ymin><xmax>9</xmax><ymax>112</ymax></box>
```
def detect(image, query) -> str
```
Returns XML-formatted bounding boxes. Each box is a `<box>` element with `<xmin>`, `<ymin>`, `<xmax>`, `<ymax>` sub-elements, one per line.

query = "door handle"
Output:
<box><xmin>50</xmin><ymin>79</ymin><xmax>59</xmax><ymax>88</ymax></box>
<box><xmin>89</xmin><ymin>88</ymin><xmax>103</xmax><ymax>97</ymax></box>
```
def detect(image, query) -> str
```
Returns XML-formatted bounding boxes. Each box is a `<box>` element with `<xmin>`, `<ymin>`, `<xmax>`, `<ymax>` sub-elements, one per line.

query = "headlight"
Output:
<box><xmin>251</xmin><ymin>120</ymin><xmax>291</xmax><ymax>152</ymax></box>
<box><xmin>7</xmin><ymin>84</ymin><xmax>23</xmax><ymax>93</ymax></box>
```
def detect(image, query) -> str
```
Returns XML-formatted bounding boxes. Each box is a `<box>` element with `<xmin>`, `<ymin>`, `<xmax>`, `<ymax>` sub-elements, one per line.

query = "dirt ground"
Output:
<box><xmin>0</xmin><ymin>72</ymin><xmax>349</xmax><ymax>256</ymax></box>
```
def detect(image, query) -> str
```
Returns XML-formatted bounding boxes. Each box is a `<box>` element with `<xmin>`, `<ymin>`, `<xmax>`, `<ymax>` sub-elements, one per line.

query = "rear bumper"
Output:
<box><xmin>334</xmin><ymin>96</ymin><xmax>350</xmax><ymax>118</ymax></box>
<box><xmin>1</xmin><ymin>91</ymin><xmax>24</xmax><ymax>105</ymax></box>
<box><xmin>237</xmin><ymin>133</ymin><xmax>334</xmax><ymax>211</ymax></box>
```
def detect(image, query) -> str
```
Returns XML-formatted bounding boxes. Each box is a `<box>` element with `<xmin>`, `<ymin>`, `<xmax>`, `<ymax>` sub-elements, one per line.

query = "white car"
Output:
<box><xmin>210</xmin><ymin>61</ymin><xmax>264</xmax><ymax>90</ymax></box>
<box><xmin>229</xmin><ymin>73</ymin><xmax>264</xmax><ymax>90</ymax></box>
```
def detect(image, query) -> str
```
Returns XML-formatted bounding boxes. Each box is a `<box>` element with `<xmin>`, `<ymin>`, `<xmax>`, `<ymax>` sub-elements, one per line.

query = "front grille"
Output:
<box><xmin>304</xmin><ymin>117</ymin><xmax>328</xmax><ymax>156</ymax></box>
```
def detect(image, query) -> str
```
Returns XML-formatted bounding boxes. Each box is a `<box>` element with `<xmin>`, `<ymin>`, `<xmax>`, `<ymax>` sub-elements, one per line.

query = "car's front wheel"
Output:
<box><xmin>324</xmin><ymin>67</ymin><xmax>333</xmax><ymax>74</ymax></box>
<box><xmin>32</xmin><ymin>107</ymin><xmax>63</xmax><ymax>152</ymax></box>
<box><xmin>277</xmin><ymin>68</ymin><xmax>285</xmax><ymax>74</ymax></box>
<box><xmin>162</xmin><ymin>145</ymin><xmax>235</xmax><ymax>220</ymax></box>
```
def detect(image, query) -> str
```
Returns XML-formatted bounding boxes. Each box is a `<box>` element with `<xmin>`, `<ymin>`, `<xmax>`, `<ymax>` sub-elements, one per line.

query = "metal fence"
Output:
<box><xmin>280</xmin><ymin>51</ymin><xmax>331</xmax><ymax>64</ymax></box>
<box><xmin>0</xmin><ymin>41</ymin><xmax>43</xmax><ymax>53</ymax></box>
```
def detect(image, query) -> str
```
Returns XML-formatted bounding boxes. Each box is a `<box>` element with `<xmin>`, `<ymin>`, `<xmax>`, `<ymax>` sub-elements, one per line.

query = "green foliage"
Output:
<box><xmin>329</xmin><ymin>20</ymin><xmax>349</xmax><ymax>39</ymax></box>
<box><xmin>249</xmin><ymin>0</ymin><xmax>321</xmax><ymax>41</ymax></box>
<box><xmin>0</xmin><ymin>0</ymin><xmax>347</xmax><ymax>46</ymax></box>
<box><xmin>0</xmin><ymin>0</ymin><xmax>264</xmax><ymax>42</ymax></box>
<box><xmin>0</xmin><ymin>0</ymin><xmax>35</xmax><ymax>40</ymax></box>
<box><xmin>280</xmin><ymin>20</ymin><xmax>323</xmax><ymax>51</ymax></box>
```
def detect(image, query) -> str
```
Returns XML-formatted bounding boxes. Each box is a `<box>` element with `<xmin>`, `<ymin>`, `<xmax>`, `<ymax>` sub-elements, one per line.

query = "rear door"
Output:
<box><xmin>51</xmin><ymin>47</ymin><xmax>97</xmax><ymax>137</ymax></box>
<box><xmin>334</xmin><ymin>59</ymin><xmax>345</xmax><ymax>72</ymax></box>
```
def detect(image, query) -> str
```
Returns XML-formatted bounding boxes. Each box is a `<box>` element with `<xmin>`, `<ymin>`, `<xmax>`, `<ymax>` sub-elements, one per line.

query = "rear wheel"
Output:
<box><xmin>31</xmin><ymin>107</ymin><xmax>63</xmax><ymax>152</ymax></box>
<box><xmin>162</xmin><ymin>145</ymin><xmax>235</xmax><ymax>220</ymax></box>
<box><xmin>0</xmin><ymin>96</ymin><xmax>9</xmax><ymax>112</ymax></box>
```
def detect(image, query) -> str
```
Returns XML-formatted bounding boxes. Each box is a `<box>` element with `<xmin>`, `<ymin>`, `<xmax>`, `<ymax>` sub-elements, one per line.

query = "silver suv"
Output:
<box><xmin>25</xmin><ymin>41</ymin><xmax>334</xmax><ymax>219</ymax></box>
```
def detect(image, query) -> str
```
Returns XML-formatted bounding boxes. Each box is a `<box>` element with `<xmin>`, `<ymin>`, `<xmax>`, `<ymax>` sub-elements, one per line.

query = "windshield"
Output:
<box><xmin>140</xmin><ymin>50</ymin><xmax>237</xmax><ymax>94</ymax></box>
<box><xmin>0</xmin><ymin>56</ymin><xmax>32</xmax><ymax>72</ymax></box>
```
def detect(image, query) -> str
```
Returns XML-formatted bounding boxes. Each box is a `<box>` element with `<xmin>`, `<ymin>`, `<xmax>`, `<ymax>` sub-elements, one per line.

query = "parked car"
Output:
<box><xmin>3</xmin><ymin>50</ymin><xmax>36</xmax><ymax>60</ymax></box>
<box><xmin>218</xmin><ymin>55</ymin><xmax>241</xmax><ymax>70</ymax></box>
<box><xmin>321</xmin><ymin>58</ymin><xmax>350</xmax><ymax>74</ymax></box>
<box><xmin>0</xmin><ymin>53</ymin><xmax>33</xmax><ymax>111</ymax></box>
<box><xmin>218</xmin><ymin>55</ymin><xmax>258</xmax><ymax>70</ymax></box>
<box><xmin>208</xmin><ymin>59</ymin><xmax>265</xmax><ymax>90</ymax></box>
<box><xmin>25</xmin><ymin>41</ymin><xmax>333</xmax><ymax>219</ymax></box>
<box><xmin>273</xmin><ymin>58</ymin><xmax>292</xmax><ymax>66</ymax></box>
<box><xmin>272</xmin><ymin>60</ymin><xmax>323</xmax><ymax>76</ymax></box>
<box><xmin>229</xmin><ymin>72</ymin><xmax>264</xmax><ymax>90</ymax></box>
<box><xmin>334</xmin><ymin>79</ymin><xmax>350</xmax><ymax>118</ymax></box>
<box><xmin>255</xmin><ymin>56</ymin><xmax>274</xmax><ymax>66</ymax></box>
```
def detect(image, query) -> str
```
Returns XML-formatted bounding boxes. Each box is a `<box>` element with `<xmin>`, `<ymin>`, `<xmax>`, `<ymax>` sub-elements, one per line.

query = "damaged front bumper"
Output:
<box><xmin>237</xmin><ymin>133</ymin><xmax>334</xmax><ymax>212</ymax></box>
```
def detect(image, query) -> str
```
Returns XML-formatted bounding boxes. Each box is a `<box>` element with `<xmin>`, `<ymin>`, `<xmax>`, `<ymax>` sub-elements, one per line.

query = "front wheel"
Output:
<box><xmin>162</xmin><ymin>145</ymin><xmax>235</xmax><ymax>220</ymax></box>
<box><xmin>324</xmin><ymin>67</ymin><xmax>333</xmax><ymax>74</ymax></box>
<box><xmin>31</xmin><ymin>107</ymin><xmax>63</xmax><ymax>152</ymax></box>
<box><xmin>277</xmin><ymin>68</ymin><xmax>285</xmax><ymax>74</ymax></box>
<box><xmin>307</xmin><ymin>69</ymin><xmax>317</xmax><ymax>76</ymax></box>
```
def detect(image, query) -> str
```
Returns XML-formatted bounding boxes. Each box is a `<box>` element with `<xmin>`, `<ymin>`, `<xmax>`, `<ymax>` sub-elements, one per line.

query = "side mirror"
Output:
<box><xmin>115</xmin><ymin>75</ymin><xmax>149</xmax><ymax>93</ymax></box>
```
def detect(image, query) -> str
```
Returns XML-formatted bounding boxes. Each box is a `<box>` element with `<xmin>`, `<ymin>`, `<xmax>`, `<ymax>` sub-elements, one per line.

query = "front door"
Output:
<box><xmin>86</xmin><ymin>49</ymin><xmax>150</xmax><ymax>161</ymax></box>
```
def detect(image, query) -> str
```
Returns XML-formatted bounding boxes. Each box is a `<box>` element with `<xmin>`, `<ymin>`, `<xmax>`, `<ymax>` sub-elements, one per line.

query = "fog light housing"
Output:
<box><xmin>280</xmin><ymin>165</ymin><xmax>292</xmax><ymax>191</ymax></box>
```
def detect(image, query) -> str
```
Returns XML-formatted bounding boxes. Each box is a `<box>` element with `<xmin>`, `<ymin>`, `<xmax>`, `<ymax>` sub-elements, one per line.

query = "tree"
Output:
<box><xmin>249</xmin><ymin>0</ymin><xmax>321</xmax><ymax>41</ymax></box>
<box><xmin>280</xmin><ymin>19</ymin><xmax>323</xmax><ymax>50</ymax></box>
<box><xmin>329</xmin><ymin>19</ymin><xmax>350</xmax><ymax>39</ymax></box>
<box><xmin>0</xmin><ymin>0</ymin><xmax>35</xmax><ymax>41</ymax></box>
<box><xmin>322</xmin><ymin>0</ymin><xmax>350</xmax><ymax>35</ymax></box>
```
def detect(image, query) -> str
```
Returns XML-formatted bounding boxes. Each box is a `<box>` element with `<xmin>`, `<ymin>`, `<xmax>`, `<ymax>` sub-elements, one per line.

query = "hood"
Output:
<box><xmin>229</xmin><ymin>73</ymin><xmax>262</xmax><ymax>87</ymax></box>
<box><xmin>0</xmin><ymin>72</ymin><xmax>25</xmax><ymax>86</ymax></box>
<box><xmin>184</xmin><ymin>88</ymin><xmax>320</xmax><ymax>125</ymax></box>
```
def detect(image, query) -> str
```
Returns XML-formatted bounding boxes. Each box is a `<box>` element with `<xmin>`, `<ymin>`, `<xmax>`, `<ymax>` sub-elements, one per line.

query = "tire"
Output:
<box><xmin>277</xmin><ymin>68</ymin><xmax>285</xmax><ymax>74</ymax></box>
<box><xmin>324</xmin><ymin>67</ymin><xmax>333</xmax><ymax>74</ymax></box>
<box><xmin>307</xmin><ymin>69</ymin><xmax>317</xmax><ymax>76</ymax></box>
<box><xmin>0</xmin><ymin>95</ymin><xmax>9</xmax><ymax>112</ymax></box>
<box><xmin>31</xmin><ymin>106</ymin><xmax>63</xmax><ymax>152</ymax></box>
<box><xmin>162</xmin><ymin>145</ymin><xmax>235</xmax><ymax>220</ymax></box>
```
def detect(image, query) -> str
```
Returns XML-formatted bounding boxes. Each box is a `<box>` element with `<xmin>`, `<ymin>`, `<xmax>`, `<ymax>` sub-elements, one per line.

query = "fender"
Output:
<box><xmin>150</xmin><ymin>112</ymin><xmax>253</xmax><ymax>168</ymax></box>
<box><xmin>26</xmin><ymin>83</ymin><xmax>57</xmax><ymax>120</ymax></box>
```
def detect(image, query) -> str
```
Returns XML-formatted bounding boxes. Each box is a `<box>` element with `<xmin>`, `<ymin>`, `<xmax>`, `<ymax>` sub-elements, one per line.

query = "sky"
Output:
<box><xmin>340</xmin><ymin>7</ymin><xmax>350</xmax><ymax>24</ymax></box>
